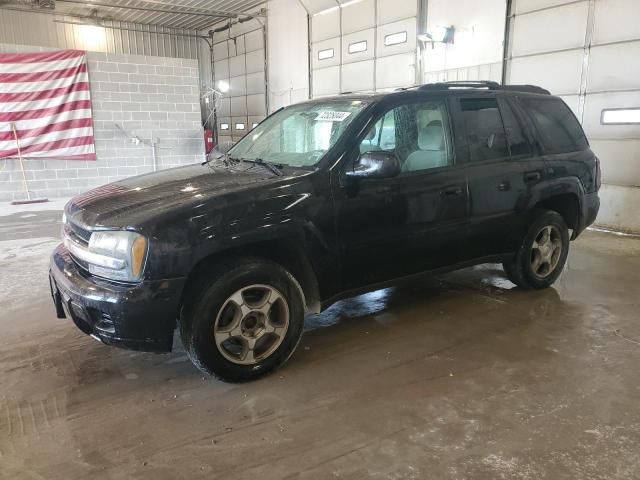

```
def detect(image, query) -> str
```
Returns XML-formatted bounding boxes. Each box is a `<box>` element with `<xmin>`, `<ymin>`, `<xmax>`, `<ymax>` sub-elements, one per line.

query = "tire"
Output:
<box><xmin>180</xmin><ymin>257</ymin><xmax>305</xmax><ymax>383</ymax></box>
<box><xmin>503</xmin><ymin>210</ymin><xmax>570</xmax><ymax>289</ymax></box>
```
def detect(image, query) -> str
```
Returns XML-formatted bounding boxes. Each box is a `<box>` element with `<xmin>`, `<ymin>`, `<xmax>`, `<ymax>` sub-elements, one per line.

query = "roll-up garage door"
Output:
<box><xmin>505</xmin><ymin>0</ymin><xmax>640</xmax><ymax>232</ymax></box>
<box><xmin>310</xmin><ymin>0</ymin><xmax>418</xmax><ymax>97</ymax></box>
<box><xmin>213</xmin><ymin>28</ymin><xmax>267</xmax><ymax>146</ymax></box>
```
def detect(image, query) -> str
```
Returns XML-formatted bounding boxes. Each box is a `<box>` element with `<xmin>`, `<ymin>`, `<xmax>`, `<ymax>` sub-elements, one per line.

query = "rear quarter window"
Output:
<box><xmin>520</xmin><ymin>97</ymin><xmax>588</xmax><ymax>154</ymax></box>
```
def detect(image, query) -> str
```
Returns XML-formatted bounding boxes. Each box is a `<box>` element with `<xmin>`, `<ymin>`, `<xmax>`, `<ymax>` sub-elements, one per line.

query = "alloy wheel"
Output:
<box><xmin>530</xmin><ymin>225</ymin><xmax>563</xmax><ymax>278</ymax></box>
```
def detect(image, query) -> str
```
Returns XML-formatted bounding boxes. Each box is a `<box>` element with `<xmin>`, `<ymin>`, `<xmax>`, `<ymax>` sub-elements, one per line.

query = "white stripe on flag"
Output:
<box><xmin>0</xmin><ymin>72</ymin><xmax>89</xmax><ymax>94</ymax></box>
<box><xmin>1</xmin><ymin>89</ymin><xmax>91</xmax><ymax>113</ymax></box>
<box><xmin>0</xmin><ymin>127</ymin><xmax>95</xmax><ymax>152</ymax></box>
<box><xmin>0</xmin><ymin>109</ymin><xmax>93</xmax><ymax>132</ymax></box>
<box><xmin>0</xmin><ymin>55</ymin><xmax>84</xmax><ymax>74</ymax></box>
<box><xmin>21</xmin><ymin>144</ymin><xmax>95</xmax><ymax>159</ymax></box>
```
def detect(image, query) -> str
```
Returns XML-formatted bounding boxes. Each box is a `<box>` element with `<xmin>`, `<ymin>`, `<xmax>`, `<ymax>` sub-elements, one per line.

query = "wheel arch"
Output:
<box><xmin>179</xmin><ymin>238</ymin><xmax>322</xmax><ymax>320</ymax></box>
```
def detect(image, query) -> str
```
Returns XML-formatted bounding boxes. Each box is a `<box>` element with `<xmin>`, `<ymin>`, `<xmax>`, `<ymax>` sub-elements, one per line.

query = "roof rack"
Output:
<box><xmin>416</xmin><ymin>81</ymin><xmax>550</xmax><ymax>95</ymax></box>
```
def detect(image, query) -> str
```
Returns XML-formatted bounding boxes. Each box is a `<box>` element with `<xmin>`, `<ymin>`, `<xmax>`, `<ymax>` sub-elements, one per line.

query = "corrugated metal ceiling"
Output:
<box><xmin>1</xmin><ymin>0</ymin><xmax>265</xmax><ymax>31</ymax></box>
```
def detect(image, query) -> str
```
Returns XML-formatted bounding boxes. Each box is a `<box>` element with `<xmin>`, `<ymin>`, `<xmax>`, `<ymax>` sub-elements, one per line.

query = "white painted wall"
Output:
<box><xmin>423</xmin><ymin>0</ymin><xmax>505</xmax><ymax>83</ymax></box>
<box><xmin>267</xmin><ymin>0</ymin><xmax>310</xmax><ymax>111</ymax></box>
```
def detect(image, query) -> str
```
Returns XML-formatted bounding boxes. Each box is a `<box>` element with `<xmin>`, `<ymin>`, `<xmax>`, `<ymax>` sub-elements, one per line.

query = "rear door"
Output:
<box><xmin>333</xmin><ymin>96</ymin><xmax>468</xmax><ymax>290</ymax></box>
<box><xmin>458</xmin><ymin>94</ymin><xmax>546</xmax><ymax>260</ymax></box>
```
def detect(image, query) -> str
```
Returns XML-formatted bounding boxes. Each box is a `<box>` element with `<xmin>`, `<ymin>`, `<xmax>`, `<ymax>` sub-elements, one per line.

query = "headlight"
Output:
<box><xmin>87</xmin><ymin>231</ymin><xmax>148</xmax><ymax>282</ymax></box>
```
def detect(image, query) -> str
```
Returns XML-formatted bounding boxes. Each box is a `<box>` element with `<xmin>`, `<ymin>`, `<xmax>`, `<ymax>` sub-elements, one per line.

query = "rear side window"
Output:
<box><xmin>499</xmin><ymin>98</ymin><xmax>532</xmax><ymax>157</ymax></box>
<box><xmin>460</xmin><ymin>97</ymin><xmax>510</xmax><ymax>161</ymax></box>
<box><xmin>520</xmin><ymin>97</ymin><xmax>588</xmax><ymax>154</ymax></box>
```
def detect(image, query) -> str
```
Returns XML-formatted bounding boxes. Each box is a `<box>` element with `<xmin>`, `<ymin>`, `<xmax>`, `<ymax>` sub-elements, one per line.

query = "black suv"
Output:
<box><xmin>50</xmin><ymin>81</ymin><xmax>600</xmax><ymax>382</ymax></box>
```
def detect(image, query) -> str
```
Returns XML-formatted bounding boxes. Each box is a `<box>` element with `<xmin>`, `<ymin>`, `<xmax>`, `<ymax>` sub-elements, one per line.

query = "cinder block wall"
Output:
<box><xmin>0</xmin><ymin>43</ymin><xmax>205</xmax><ymax>202</ymax></box>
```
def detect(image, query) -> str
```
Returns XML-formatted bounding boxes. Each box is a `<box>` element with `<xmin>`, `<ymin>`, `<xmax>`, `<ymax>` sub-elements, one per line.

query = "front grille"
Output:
<box><xmin>68</xmin><ymin>221</ymin><xmax>91</xmax><ymax>245</ymax></box>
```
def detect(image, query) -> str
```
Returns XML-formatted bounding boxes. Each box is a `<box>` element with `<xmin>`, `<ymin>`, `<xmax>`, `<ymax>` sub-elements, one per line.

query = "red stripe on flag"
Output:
<box><xmin>0</xmin><ymin>63</ymin><xmax>87</xmax><ymax>83</ymax></box>
<box><xmin>0</xmin><ymin>135</ymin><xmax>94</xmax><ymax>158</ymax></box>
<box><xmin>0</xmin><ymin>118</ymin><xmax>94</xmax><ymax>141</ymax></box>
<box><xmin>47</xmin><ymin>153</ymin><xmax>97</xmax><ymax>161</ymax></box>
<box><xmin>0</xmin><ymin>82</ymin><xmax>90</xmax><ymax>102</ymax></box>
<box><xmin>0</xmin><ymin>100</ymin><xmax>92</xmax><ymax>122</ymax></box>
<box><xmin>0</xmin><ymin>50</ymin><xmax>85</xmax><ymax>64</ymax></box>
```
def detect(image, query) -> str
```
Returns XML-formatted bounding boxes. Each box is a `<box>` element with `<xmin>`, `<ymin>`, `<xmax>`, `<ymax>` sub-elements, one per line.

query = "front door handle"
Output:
<box><xmin>524</xmin><ymin>171</ymin><xmax>541</xmax><ymax>182</ymax></box>
<box><xmin>498</xmin><ymin>180</ymin><xmax>511</xmax><ymax>191</ymax></box>
<box><xmin>441</xmin><ymin>185</ymin><xmax>463</xmax><ymax>196</ymax></box>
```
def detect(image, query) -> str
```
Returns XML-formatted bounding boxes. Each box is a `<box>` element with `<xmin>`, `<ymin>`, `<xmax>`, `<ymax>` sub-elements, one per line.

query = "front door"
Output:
<box><xmin>332</xmin><ymin>97</ymin><xmax>468</xmax><ymax>290</ymax></box>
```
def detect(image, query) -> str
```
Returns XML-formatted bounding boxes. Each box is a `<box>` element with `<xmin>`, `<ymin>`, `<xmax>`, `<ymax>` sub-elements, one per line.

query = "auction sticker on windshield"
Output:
<box><xmin>316</xmin><ymin>111</ymin><xmax>352</xmax><ymax>122</ymax></box>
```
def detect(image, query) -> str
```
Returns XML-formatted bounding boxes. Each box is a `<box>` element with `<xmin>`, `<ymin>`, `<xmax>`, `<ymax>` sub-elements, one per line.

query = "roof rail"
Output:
<box><xmin>417</xmin><ymin>81</ymin><xmax>550</xmax><ymax>95</ymax></box>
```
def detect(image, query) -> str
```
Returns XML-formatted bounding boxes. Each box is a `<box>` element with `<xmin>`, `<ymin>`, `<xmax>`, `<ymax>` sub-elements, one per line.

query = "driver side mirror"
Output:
<box><xmin>345</xmin><ymin>151</ymin><xmax>401</xmax><ymax>180</ymax></box>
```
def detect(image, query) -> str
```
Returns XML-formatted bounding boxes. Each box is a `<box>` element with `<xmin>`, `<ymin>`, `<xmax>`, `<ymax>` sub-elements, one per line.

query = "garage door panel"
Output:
<box><xmin>377</xmin><ymin>0</ymin><xmax>416</xmax><ymax>25</ymax></box>
<box><xmin>229</xmin><ymin>55</ymin><xmax>246</xmax><ymax>77</ymax></box>
<box><xmin>303</xmin><ymin>0</ymin><xmax>338</xmax><ymax>16</ymax></box>
<box><xmin>312</xmin><ymin>37</ymin><xmax>341</xmax><ymax>69</ymax></box>
<box><xmin>230</xmin><ymin>96</ymin><xmax>248</xmax><ymax>116</ymax></box>
<box><xmin>246</xmin><ymin>71</ymin><xmax>265</xmax><ymax>95</ymax></box>
<box><xmin>311</xmin><ymin>8</ymin><xmax>340</xmax><ymax>42</ymax></box>
<box><xmin>229</xmin><ymin>76</ymin><xmax>247</xmax><ymax>97</ymax></box>
<box><xmin>511</xmin><ymin>2</ymin><xmax>588</xmax><ymax>57</ymax></box>
<box><xmin>509</xmin><ymin>50</ymin><xmax>583</xmax><ymax>95</ymax></box>
<box><xmin>377</xmin><ymin>18</ymin><xmax>417</xmax><ymax>57</ymax></box>
<box><xmin>214</xmin><ymin>59</ymin><xmax>229</xmax><ymax>80</ymax></box>
<box><xmin>232</xmin><ymin>36</ymin><xmax>245</xmax><ymax>55</ymax></box>
<box><xmin>376</xmin><ymin>53</ymin><xmax>415</xmax><ymax>89</ymax></box>
<box><xmin>245</xmin><ymin>29</ymin><xmax>264</xmax><ymax>52</ymax></box>
<box><xmin>342</xmin><ymin>29</ymin><xmax>375</xmax><ymax>63</ymax></box>
<box><xmin>593</xmin><ymin>0</ymin><xmax>640</xmax><ymax>45</ymax></box>
<box><xmin>245</xmin><ymin>49</ymin><xmax>265</xmax><ymax>74</ymax></box>
<box><xmin>588</xmin><ymin>43</ymin><xmax>640</xmax><ymax>92</ymax></box>
<box><xmin>590</xmin><ymin>139</ymin><xmax>640</xmax><ymax>186</ymax></box>
<box><xmin>514</xmin><ymin>0</ymin><xmax>574</xmax><ymax>14</ymax></box>
<box><xmin>247</xmin><ymin>94</ymin><xmax>267</xmax><ymax>116</ymax></box>
<box><xmin>583</xmin><ymin>91</ymin><xmax>640</xmax><ymax>139</ymax></box>
<box><xmin>342</xmin><ymin>60</ymin><xmax>374</xmax><ymax>92</ymax></box>
<box><xmin>342</xmin><ymin>0</ymin><xmax>375</xmax><ymax>34</ymax></box>
<box><xmin>217</xmin><ymin>97</ymin><xmax>231</xmax><ymax>116</ymax></box>
<box><xmin>213</xmin><ymin>41</ymin><xmax>228</xmax><ymax>60</ymax></box>
<box><xmin>313</xmin><ymin>66</ymin><xmax>340</xmax><ymax>96</ymax></box>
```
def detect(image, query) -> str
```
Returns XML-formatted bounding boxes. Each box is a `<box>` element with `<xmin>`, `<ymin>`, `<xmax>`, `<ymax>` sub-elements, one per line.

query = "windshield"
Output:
<box><xmin>228</xmin><ymin>100</ymin><xmax>368</xmax><ymax>167</ymax></box>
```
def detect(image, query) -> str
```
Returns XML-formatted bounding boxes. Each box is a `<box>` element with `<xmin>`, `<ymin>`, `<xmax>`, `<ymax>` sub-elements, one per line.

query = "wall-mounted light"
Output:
<box><xmin>601</xmin><ymin>108</ymin><xmax>640</xmax><ymax>125</ymax></box>
<box><xmin>217</xmin><ymin>80</ymin><xmax>230</xmax><ymax>93</ymax></box>
<box><xmin>418</xmin><ymin>25</ymin><xmax>455</xmax><ymax>45</ymax></box>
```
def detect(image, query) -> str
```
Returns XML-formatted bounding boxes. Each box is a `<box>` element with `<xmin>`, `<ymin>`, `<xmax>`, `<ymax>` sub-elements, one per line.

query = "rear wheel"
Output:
<box><xmin>180</xmin><ymin>258</ymin><xmax>305</xmax><ymax>382</ymax></box>
<box><xmin>503</xmin><ymin>210</ymin><xmax>569</xmax><ymax>289</ymax></box>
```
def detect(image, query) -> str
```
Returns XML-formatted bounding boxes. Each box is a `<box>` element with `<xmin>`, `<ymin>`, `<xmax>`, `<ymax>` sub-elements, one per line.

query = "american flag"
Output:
<box><xmin>0</xmin><ymin>49</ymin><xmax>96</xmax><ymax>160</ymax></box>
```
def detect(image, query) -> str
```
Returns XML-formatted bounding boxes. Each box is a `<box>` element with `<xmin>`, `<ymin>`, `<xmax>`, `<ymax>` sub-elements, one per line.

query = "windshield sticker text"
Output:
<box><xmin>316</xmin><ymin>111</ymin><xmax>352</xmax><ymax>122</ymax></box>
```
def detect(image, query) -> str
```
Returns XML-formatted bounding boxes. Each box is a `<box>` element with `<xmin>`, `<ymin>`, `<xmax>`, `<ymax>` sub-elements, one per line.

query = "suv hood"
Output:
<box><xmin>66</xmin><ymin>163</ymin><xmax>304</xmax><ymax>229</ymax></box>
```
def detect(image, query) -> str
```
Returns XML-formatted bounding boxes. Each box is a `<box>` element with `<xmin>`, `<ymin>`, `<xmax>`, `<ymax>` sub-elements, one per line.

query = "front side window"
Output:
<box><xmin>460</xmin><ymin>97</ymin><xmax>509</xmax><ymax>161</ymax></box>
<box><xmin>229</xmin><ymin>100</ymin><xmax>368</xmax><ymax>167</ymax></box>
<box><xmin>520</xmin><ymin>97</ymin><xmax>588</xmax><ymax>154</ymax></box>
<box><xmin>358</xmin><ymin>100</ymin><xmax>453</xmax><ymax>173</ymax></box>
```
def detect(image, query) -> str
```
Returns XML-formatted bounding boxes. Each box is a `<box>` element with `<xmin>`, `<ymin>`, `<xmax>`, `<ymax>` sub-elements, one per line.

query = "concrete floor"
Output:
<box><xmin>1</xmin><ymin>205</ymin><xmax>639</xmax><ymax>480</ymax></box>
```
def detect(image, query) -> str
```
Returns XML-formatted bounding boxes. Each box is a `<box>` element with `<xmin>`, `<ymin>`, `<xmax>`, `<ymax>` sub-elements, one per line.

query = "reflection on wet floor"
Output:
<box><xmin>1</xmin><ymin>214</ymin><xmax>640</xmax><ymax>479</ymax></box>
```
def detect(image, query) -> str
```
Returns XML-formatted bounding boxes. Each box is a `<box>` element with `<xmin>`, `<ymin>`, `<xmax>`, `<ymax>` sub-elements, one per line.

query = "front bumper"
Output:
<box><xmin>49</xmin><ymin>244</ymin><xmax>186</xmax><ymax>353</ymax></box>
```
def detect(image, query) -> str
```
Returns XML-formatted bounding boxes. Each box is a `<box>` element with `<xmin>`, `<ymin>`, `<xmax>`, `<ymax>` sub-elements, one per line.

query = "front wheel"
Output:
<box><xmin>180</xmin><ymin>258</ymin><xmax>305</xmax><ymax>382</ymax></box>
<box><xmin>503</xmin><ymin>210</ymin><xmax>570</xmax><ymax>289</ymax></box>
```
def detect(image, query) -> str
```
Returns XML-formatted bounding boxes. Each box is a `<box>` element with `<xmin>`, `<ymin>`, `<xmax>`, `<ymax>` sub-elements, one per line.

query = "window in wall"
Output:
<box><xmin>348</xmin><ymin>40</ymin><xmax>367</xmax><ymax>54</ymax></box>
<box><xmin>235</xmin><ymin>123</ymin><xmax>245</xmax><ymax>130</ymax></box>
<box><xmin>318</xmin><ymin>48</ymin><xmax>334</xmax><ymax>60</ymax></box>
<box><xmin>384</xmin><ymin>31</ymin><xmax>407</xmax><ymax>46</ymax></box>
<box><xmin>601</xmin><ymin>108</ymin><xmax>640</xmax><ymax>125</ymax></box>
<box><xmin>520</xmin><ymin>97</ymin><xmax>588</xmax><ymax>154</ymax></box>
<box><xmin>499</xmin><ymin>99</ymin><xmax>532</xmax><ymax>157</ymax></box>
<box><xmin>220</xmin><ymin>123</ymin><xmax>229</xmax><ymax>130</ymax></box>
<box><xmin>460</xmin><ymin>98</ymin><xmax>509</xmax><ymax>161</ymax></box>
<box><xmin>358</xmin><ymin>100</ymin><xmax>453</xmax><ymax>172</ymax></box>
<box><xmin>252</xmin><ymin>122</ymin><xmax>259</xmax><ymax>129</ymax></box>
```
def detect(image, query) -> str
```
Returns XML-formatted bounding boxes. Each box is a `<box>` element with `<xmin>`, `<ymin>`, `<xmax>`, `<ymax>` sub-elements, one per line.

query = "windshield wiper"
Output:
<box><xmin>202</xmin><ymin>152</ymin><xmax>240</xmax><ymax>168</ymax></box>
<box><xmin>242</xmin><ymin>158</ymin><xmax>284</xmax><ymax>176</ymax></box>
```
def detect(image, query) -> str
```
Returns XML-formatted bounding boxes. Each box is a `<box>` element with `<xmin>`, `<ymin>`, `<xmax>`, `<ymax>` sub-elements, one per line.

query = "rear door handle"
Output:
<box><xmin>524</xmin><ymin>171</ymin><xmax>541</xmax><ymax>182</ymax></box>
<box><xmin>498</xmin><ymin>181</ymin><xmax>511</xmax><ymax>191</ymax></box>
<box><xmin>441</xmin><ymin>185</ymin><xmax>463</xmax><ymax>196</ymax></box>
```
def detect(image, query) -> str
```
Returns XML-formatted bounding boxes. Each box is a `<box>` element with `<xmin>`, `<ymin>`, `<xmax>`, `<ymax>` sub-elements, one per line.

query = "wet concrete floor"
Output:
<box><xmin>1</xmin><ymin>207</ymin><xmax>639</xmax><ymax>479</ymax></box>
